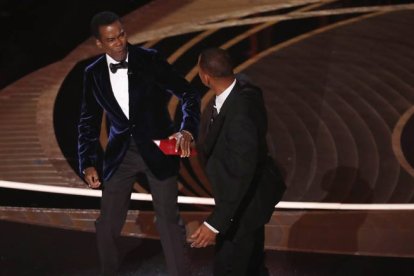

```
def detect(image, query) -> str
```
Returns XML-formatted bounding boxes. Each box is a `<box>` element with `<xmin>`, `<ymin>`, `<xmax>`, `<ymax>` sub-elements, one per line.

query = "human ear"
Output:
<box><xmin>95</xmin><ymin>39</ymin><xmax>102</xmax><ymax>49</ymax></box>
<box><xmin>205</xmin><ymin>75</ymin><xmax>211</xmax><ymax>87</ymax></box>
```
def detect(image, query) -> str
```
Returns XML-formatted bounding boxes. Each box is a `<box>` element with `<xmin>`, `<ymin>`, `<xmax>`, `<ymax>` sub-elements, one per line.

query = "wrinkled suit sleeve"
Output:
<box><xmin>151</xmin><ymin>51</ymin><xmax>200</xmax><ymax>139</ymax></box>
<box><xmin>78</xmin><ymin>68</ymin><xmax>103</xmax><ymax>174</ymax></box>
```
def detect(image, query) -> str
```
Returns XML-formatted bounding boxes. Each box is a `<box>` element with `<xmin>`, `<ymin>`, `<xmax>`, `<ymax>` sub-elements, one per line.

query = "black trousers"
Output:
<box><xmin>213</xmin><ymin>226</ymin><xmax>269</xmax><ymax>276</ymax></box>
<box><xmin>95</xmin><ymin>140</ymin><xmax>189</xmax><ymax>275</ymax></box>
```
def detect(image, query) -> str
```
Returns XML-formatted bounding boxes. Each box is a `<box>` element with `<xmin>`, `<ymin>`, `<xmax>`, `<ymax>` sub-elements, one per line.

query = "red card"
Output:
<box><xmin>153</xmin><ymin>139</ymin><xmax>197</xmax><ymax>156</ymax></box>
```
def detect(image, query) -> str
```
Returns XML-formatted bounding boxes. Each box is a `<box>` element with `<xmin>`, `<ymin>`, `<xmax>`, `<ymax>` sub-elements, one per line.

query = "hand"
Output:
<box><xmin>169</xmin><ymin>130</ymin><xmax>193</xmax><ymax>158</ymax></box>
<box><xmin>190</xmin><ymin>224</ymin><xmax>217</xmax><ymax>248</ymax></box>
<box><xmin>83</xmin><ymin>167</ymin><xmax>101</xmax><ymax>189</ymax></box>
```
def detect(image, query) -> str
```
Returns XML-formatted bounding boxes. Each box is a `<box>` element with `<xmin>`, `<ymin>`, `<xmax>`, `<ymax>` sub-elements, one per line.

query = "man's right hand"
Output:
<box><xmin>83</xmin><ymin>167</ymin><xmax>101</xmax><ymax>189</ymax></box>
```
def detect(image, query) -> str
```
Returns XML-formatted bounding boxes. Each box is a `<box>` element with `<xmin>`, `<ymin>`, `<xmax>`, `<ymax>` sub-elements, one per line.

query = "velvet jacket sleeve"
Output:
<box><xmin>78</xmin><ymin>68</ymin><xmax>103</xmax><ymax>174</ymax></box>
<box><xmin>205</xmin><ymin>91</ymin><xmax>260</xmax><ymax>234</ymax></box>
<box><xmin>151</xmin><ymin>51</ymin><xmax>200</xmax><ymax>139</ymax></box>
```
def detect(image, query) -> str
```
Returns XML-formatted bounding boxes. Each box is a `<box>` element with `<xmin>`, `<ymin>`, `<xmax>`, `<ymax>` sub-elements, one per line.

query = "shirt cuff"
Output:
<box><xmin>204</xmin><ymin>221</ymin><xmax>219</xmax><ymax>233</ymax></box>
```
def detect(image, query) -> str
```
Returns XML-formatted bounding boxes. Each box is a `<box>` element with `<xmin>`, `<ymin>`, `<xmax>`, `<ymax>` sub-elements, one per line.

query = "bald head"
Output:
<box><xmin>198</xmin><ymin>48</ymin><xmax>234</xmax><ymax>78</ymax></box>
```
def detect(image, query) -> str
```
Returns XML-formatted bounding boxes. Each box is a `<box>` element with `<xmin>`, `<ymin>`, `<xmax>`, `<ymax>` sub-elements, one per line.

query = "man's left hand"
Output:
<box><xmin>169</xmin><ymin>130</ymin><xmax>193</xmax><ymax>158</ymax></box>
<box><xmin>190</xmin><ymin>224</ymin><xmax>217</xmax><ymax>248</ymax></box>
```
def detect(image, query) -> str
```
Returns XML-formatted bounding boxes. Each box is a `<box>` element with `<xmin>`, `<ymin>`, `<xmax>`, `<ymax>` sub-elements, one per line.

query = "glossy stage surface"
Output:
<box><xmin>2</xmin><ymin>220</ymin><xmax>414</xmax><ymax>275</ymax></box>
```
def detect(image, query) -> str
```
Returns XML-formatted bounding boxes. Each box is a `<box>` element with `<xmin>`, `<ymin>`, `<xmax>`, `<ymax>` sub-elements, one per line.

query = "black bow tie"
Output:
<box><xmin>109</xmin><ymin>60</ymin><xmax>128</xmax><ymax>73</ymax></box>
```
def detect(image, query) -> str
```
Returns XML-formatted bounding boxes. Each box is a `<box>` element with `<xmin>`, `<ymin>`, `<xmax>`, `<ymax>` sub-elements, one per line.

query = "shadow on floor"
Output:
<box><xmin>1</xmin><ymin>220</ymin><xmax>414</xmax><ymax>276</ymax></box>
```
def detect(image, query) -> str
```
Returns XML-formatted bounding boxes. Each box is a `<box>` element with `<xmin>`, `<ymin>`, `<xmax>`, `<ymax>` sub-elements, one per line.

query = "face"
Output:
<box><xmin>96</xmin><ymin>21</ymin><xmax>128</xmax><ymax>61</ymax></box>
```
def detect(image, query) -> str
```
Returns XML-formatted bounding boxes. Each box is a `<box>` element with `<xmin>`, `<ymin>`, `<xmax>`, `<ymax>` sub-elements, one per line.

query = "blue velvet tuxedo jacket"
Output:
<box><xmin>78</xmin><ymin>45</ymin><xmax>200</xmax><ymax>181</ymax></box>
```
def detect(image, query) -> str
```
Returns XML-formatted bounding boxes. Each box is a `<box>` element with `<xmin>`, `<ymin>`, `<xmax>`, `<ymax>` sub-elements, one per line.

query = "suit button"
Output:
<box><xmin>230</xmin><ymin>218</ymin><xmax>234</xmax><ymax>222</ymax></box>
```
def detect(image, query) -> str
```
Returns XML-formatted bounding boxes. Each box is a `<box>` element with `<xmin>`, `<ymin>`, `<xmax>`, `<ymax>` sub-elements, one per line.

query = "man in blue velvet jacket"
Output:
<box><xmin>78</xmin><ymin>11</ymin><xmax>200</xmax><ymax>275</ymax></box>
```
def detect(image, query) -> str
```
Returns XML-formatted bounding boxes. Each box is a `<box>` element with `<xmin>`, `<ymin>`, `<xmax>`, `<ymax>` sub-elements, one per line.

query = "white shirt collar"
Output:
<box><xmin>106</xmin><ymin>53</ymin><xmax>129</xmax><ymax>72</ymax></box>
<box><xmin>215</xmin><ymin>79</ymin><xmax>236</xmax><ymax>113</ymax></box>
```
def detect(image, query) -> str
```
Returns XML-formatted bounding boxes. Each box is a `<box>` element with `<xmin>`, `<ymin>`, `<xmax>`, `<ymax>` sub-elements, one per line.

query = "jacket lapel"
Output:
<box><xmin>126</xmin><ymin>45</ymin><xmax>147</xmax><ymax>122</ymax></box>
<box><xmin>203</xmin><ymin>80</ymin><xmax>240</xmax><ymax>158</ymax></box>
<box><xmin>94</xmin><ymin>56</ymin><xmax>128</xmax><ymax>121</ymax></box>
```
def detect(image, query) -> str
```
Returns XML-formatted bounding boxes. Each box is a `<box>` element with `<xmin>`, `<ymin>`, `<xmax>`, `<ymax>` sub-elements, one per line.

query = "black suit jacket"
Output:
<box><xmin>78</xmin><ymin>44</ymin><xmax>200</xmax><ymax>181</ymax></box>
<box><xmin>201</xmin><ymin>79</ymin><xmax>285</xmax><ymax>239</ymax></box>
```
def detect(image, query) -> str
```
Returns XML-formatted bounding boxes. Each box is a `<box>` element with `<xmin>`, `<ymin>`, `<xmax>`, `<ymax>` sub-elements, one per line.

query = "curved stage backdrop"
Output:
<box><xmin>1</xmin><ymin>0</ymin><xmax>414</xmax><ymax>258</ymax></box>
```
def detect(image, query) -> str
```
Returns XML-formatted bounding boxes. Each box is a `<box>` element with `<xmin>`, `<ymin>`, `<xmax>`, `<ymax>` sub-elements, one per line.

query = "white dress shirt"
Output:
<box><xmin>214</xmin><ymin>79</ymin><xmax>236</xmax><ymax>113</ymax></box>
<box><xmin>204</xmin><ymin>78</ymin><xmax>236</xmax><ymax>234</ymax></box>
<box><xmin>106</xmin><ymin>54</ymin><xmax>129</xmax><ymax>119</ymax></box>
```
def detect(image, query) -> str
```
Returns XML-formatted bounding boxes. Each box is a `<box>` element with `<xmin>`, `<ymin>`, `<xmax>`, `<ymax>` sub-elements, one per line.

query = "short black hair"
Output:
<box><xmin>90</xmin><ymin>11</ymin><xmax>120</xmax><ymax>38</ymax></box>
<box><xmin>199</xmin><ymin>48</ymin><xmax>234</xmax><ymax>78</ymax></box>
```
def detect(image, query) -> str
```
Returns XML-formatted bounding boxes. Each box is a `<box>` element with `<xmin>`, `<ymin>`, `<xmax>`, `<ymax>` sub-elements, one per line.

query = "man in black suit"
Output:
<box><xmin>190</xmin><ymin>48</ymin><xmax>285</xmax><ymax>275</ymax></box>
<box><xmin>78</xmin><ymin>11</ymin><xmax>200</xmax><ymax>275</ymax></box>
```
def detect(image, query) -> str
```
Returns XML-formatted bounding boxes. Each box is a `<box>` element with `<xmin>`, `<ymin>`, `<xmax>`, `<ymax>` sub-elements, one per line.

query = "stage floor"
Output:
<box><xmin>1</xmin><ymin>220</ymin><xmax>413</xmax><ymax>276</ymax></box>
